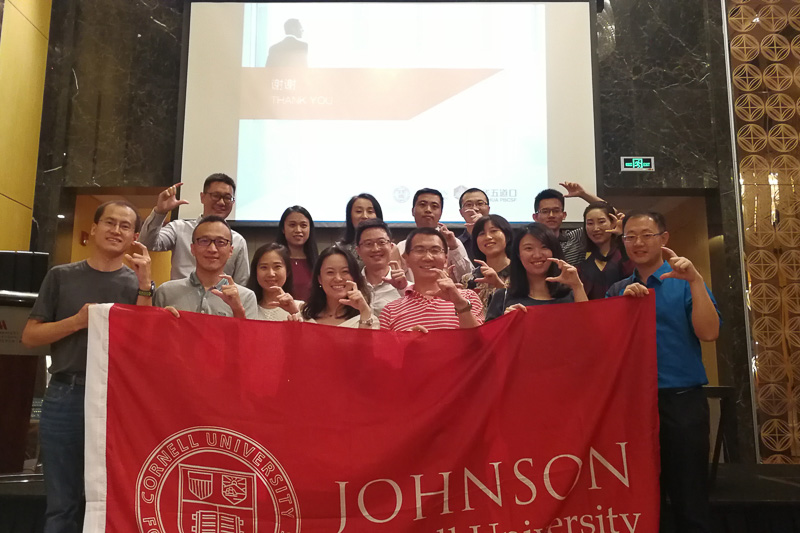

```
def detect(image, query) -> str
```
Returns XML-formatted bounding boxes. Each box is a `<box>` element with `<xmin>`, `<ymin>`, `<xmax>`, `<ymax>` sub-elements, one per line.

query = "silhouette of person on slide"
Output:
<box><xmin>265</xmin><ymin>19</ymin><xmax>308</xmax><ymax>68</ymax></box>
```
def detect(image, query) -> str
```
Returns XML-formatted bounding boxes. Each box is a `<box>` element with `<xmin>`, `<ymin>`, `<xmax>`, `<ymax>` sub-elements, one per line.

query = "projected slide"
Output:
<box><xmin>237</xmin><ymin>3</ymin><xmax>545</xmax><ymax>222</ymax></box>
<box><xmin>181</xmin><ymin>2</ymin><xmax>597</xmax><ymax>223</ymax></box>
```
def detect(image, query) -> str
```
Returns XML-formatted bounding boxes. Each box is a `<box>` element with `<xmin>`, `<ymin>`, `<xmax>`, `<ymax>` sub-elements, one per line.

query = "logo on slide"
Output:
<box><xmin>136</xmin><ymin>427</ymin><xmax>300</xmax><ymax>533</ymax></box>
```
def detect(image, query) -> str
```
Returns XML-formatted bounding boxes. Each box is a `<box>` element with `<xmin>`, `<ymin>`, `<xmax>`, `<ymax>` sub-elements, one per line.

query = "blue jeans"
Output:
<box><xmin>40</xmin><ymin>380</ymin><xmax>85</xmax><ymax>533</ymax></box>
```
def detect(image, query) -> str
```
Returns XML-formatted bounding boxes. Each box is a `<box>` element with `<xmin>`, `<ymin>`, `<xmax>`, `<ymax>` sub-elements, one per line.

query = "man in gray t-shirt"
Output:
<box><xmin>22</xmin><ymin>201</ymin><xmax>153</xmax><ymax>533</ymax></box>
<box><xmin>154</xmin><ymin>215</ymin><xmax>258</xmax><ymax>319</ymax></box>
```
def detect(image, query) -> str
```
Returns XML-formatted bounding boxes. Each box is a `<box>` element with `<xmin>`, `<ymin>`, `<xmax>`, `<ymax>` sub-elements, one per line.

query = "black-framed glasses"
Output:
<box><xmin>194</xmin><ymin>237</ymin><xmax>231</xmax><ymax>248</ymax></box>
<box><xmin>207</xmin><ymin>192</ymin><xmax>235</xmax><ymax>204</ymax></box>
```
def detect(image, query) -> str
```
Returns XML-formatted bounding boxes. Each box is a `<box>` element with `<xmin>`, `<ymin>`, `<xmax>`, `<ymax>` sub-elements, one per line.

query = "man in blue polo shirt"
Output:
<box><xmin>607</xmin><ymin>210</ymin><xmax>720</xmax><ymax>533</ymax></box>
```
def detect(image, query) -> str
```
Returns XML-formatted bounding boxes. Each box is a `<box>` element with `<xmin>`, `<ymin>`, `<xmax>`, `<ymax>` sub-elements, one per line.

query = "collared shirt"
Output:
<box><xmin>396</xmin><ymin>238</ymin><xmax>473</xmax><ymax>283</ymax></box>
<box><xmin>379</xmin><ymin>286</ymin><xmax>484</xmax><ymax>331</ymax></box>
<box><xmin>362</xmin><ymin>267</ymin><xmax>403</xmax><ymax>317</ymax></box>
<box><xmin>559</xmin><ymin>227</ymin><xmax>586</xmax><ymax>266</ymax></box>
<box><xmin>606</xmin><ymin>261</ymin><xmax>721</xmax><ymax>389</ymax></box>
<box><xmin>139</xmin><ymin>210</ymin><xmax>250</xmax><ymax>284</ymax></box>
<box><xmin>153</xmin><ymin>272</ymin><xmax>259</xmax><ymax>319</ymax></box>
<box><xmin>458</xmin><ymin>230</ymin><xmax>475</xmax><ymax>261</ymax></box>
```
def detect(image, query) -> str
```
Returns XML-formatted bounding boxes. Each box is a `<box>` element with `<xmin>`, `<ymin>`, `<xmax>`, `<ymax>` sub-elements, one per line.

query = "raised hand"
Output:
<box><xmin>426</xmin><ymin>267</ymin><xmax>463</xmax><ymax>303</ymax></box>
<box><xmin>210</xmin><ymin>275</ymin><xmax>245</xmax><ymax>315</ymax></box>
<box><xmin>124</xmin><ymin>241</ymin><xmax>152</xmax><ymax>289</ymax></box>
<box><xmin>660</xmin><ymin>247</ymin><xmax>700</xmax><ymax>283</ymax></box>
<box><xmin>265</xmin><ymin>286</ymin><xmax>300</xmax><ymax>314</ymax></box>
<box><xmin>607</xmin><ymin>211</ymin><xmax>625</xmax><ymax>235</ymax></box>
<box><xmin>474</xmin><ymin>259</ymin><xmax>505</xmax><ymax>289</ymax></box>
<box><xmin>622</xmin><ymin>283</ymin><xmax>650</xmax><ymax>298</ymax></box>
<box><xmin>155</xmin><ymin>182</ymin><xmax>190</xmax><ymax>215</ymax></box>
<box><xmin>437</xmin><ymin>223</ymin><xmax>459</xmax><ymax>248</ymax></box>
<box><xmin>504</xmin><ymin>303</ymin><xmax>528</xmax><ymax>315</ymax></box>
<box><xmin>338</xmin><ymin>280</ymin><xmax>371</xmax><ymax>315</ymax></box>
<box><xmin>559</xmin><ymin>181</ymin><xmax>585</xmax><ymax>198</ymax></box>
<box><xmin>544</xmin><ymin>258</ymin><xmax>582</xmax><ymax>288</ymax></box>
<box><xmin>383</xmin><ymin>260</ymin><xmax>408</xmax><ymax>290</ymax></box>
<box><xmin>463</xmin><ymin>208</ymin><xmax>481</xmax><ymax>234</ymax></box>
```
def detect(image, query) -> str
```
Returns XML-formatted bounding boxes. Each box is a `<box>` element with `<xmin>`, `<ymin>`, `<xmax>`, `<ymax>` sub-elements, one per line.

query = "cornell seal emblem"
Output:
<box><xmin>136</xmin><ymin>427</ymin><xmax>300</xmax><ymax>533</ymax></box>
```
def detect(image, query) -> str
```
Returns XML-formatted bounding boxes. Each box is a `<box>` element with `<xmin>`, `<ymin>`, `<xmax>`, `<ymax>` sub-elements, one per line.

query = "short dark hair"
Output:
<box><xmin>413</xmin><ymin>188</ymin><xmax>444</xmax><ymax>209</ymax></box>
<box><xmin>508</xmin><ymin>222</ymin><xmax>568</xmax><ymax>299</ymax></box>
<box><xmin>94</xmin><ymin>201</ymin><xmax>142</xmax><ymax>233</ymax></box>
<box><xmin>534</xmin><ymin>189</ymin><xmax>565</xmax><ymax>212</ymax></box>
<box><xmin>622</xmin><ymin>210</ymin><xmax>667</xmax><ymax>233</ymax></box>
<box><xmin>192</xmin><ymin>215</ymin><xmax>232</xmax><ymax>241</ymax></box>
<box><xmin>472</xmin><ymin>215</ymin><xmax>513</xmax><ymax>262</ymax></box>
<box><xmin>246</xmin><ymin>243</ymin><xmax>293</xmax><ymax>302</ymax></box>
<box><xmin>458</xmin><ymin>188</ymin><xmax>489</xmax><ymax>208</ymax></box>
<box><xmin>404</xmin><ymin>226</ymin><xmax>448</xmax><ymax>253</ymax></box>
<box><xmin>276</xmin><ymin>206</ymin><xmax>319</xmax><ymax>266</ymax></box>
<box><xmin>203</xmin><ymin>173</ymin><xmax>236</xmax><ymax>193</ymax></box>
<box><xmin>302</xmin><ymin>245</ymin><xmax>370</xmax><ymax>321</ymax></box>
<box><xmin>355</xmin><ymin>218</ymin><xmax>392</xmax><ymax>246</ymax></box>
<box><xmin>342</xmin><ymin>193</ymin><xmax>384</xmax><ymax>245</ymax></box>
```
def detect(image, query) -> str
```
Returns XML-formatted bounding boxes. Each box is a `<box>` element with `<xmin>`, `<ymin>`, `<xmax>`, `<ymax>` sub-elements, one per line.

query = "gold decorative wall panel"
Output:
<box><xmin>727</xmin><ymin>0</ymin><xmax>800</xmax><ymax>463</ymax></box>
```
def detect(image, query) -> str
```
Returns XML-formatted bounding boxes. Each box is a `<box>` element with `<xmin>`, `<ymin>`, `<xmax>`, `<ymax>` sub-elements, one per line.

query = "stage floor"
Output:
<box><xmin>2</xmin><ymin>465</ymin><xmax>799</xmax><ymax>533</ymax></box>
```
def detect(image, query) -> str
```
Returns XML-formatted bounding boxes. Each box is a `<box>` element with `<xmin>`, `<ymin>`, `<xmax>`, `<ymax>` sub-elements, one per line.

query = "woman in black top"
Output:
<box><xmin>486</xmin><ymin>222</ymin><xmax>587</xmax><ymax>321</ymax></box>
<box><xmin>576</xmin><ymin>201</ymin><xmax>633</xmax><ymax>300</ymax></box>
<box><xmin>460</xmin><ymin>215</ymin><xmax>513</xmax><ymax>314</ymax></box>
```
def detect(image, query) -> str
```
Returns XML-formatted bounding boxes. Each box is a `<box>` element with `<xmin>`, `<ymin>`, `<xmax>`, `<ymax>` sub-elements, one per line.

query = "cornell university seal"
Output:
<box><xmin>136</xmin><ymin>427</ymin><xmax>300</xmax><ymax>533</ymax></box>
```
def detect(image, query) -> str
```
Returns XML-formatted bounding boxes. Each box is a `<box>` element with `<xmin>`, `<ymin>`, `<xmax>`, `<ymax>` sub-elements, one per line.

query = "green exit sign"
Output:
<box><xmin>621</xmin><ymin>156</ymin><xmax>655</xmax><ymax>171</ymax></box>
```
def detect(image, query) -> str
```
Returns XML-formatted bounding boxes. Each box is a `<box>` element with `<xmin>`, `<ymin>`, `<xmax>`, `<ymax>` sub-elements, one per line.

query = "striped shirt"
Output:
<box><xmin>379</xmin><ymin>287</ymin><xmax>484</xmax><ymax>331</ymax></box>
<box><xmin>559</xmin><ymin>227</ymin><xmax>586</xmax><ymax>266</ymax></box>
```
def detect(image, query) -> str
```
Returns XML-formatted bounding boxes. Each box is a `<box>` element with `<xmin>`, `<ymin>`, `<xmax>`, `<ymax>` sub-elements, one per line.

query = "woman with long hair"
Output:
<box><xmin>276</xmin><ymin>206</ymin><xmax>319</xmax><ymax>301</ymax></box>
<box><xmin>485</xmin><ymin>222</ymin><xmax>587</xmax><ymax>321</ymax></box>
<box><xmin>246</xmin><ymin>243</ymin><xmax>301</xmax><ymax>321</ymax></box>
<box><xmin>576</xmin><ymin>201</ymin><xmax>632</xmax><ymax>300</ymax></box>
<box><xmin>340</xmin><ymin>193</ymin><xmax>383</xmax><ymax>246</ymax></box>
<box><xmin>296</xmin><ymin>246</ymin><xmax>377</xmax><ymax>328</ymax></box>
<box><xmin>460</xmin><ymin>215</ymin><xmax>513</xmax><ymax>313</ymax></box>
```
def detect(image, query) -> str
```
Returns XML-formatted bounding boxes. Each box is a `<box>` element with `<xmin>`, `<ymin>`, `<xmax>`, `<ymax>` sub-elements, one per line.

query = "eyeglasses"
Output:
<box><xmin>621</xmin><ymin>232</ymin><xmax>664</xmax><ymax>244</ymax></box>
<box><xmin>537</xmin><ymin>208</ymin><xmax>563</xmax><ymax>216</ymax></box>
<box><xmin>358</xmin><ymin>239</ymin><xmax>391</xmax><ymax>249</ymax></box>
<box><xmin>462</xmin><ymin>201</ymin><xmax>487</xmax><ymax>209</ymax></box>
<box><xmin>409</xmin><ymin>246</ymin><xmax>446</xmax><ymax>256</ymax></box>
<box><xmin>99</xmin><ymin>218</ymin><xmax>134</xmax><ymax>233</ymax></box>
<box><xmin>194</xmin><ymin>237</ymin><xmax>231</xmax><ymax>248</ymax></box>
<box><xmin>206</xmin><ymin>192</ymin><xmax>235</xmax><ymax>204</ymax></box>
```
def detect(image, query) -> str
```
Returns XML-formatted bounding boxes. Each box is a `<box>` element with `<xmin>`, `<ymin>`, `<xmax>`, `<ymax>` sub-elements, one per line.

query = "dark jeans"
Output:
<box><xmin>40</xmin><ymin>380</ymin><xmax>85</xmax><ymax>533</ymax></box>
<box><xmin>658</xmin><ymin>387</ymin><xmax>711</xmax><ymax>533</ymax></box>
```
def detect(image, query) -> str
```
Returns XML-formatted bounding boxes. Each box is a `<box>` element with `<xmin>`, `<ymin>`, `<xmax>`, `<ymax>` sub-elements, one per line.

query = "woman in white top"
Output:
<box><xmin>246</xmin><ymin>243</ymin><xmax>301</xmax><ymax>321</ymax></box>
<box><xmin>295</xmin><ymin>246</ymin><xmax>378</xmax><ymax>329</ymax></box>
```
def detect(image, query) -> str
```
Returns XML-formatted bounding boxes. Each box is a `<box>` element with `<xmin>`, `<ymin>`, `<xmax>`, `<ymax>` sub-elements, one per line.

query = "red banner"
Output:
<box><xmin>84</xmin><ymin>295</ymin><xmax>659</xmax><ymax>533</ymax></box>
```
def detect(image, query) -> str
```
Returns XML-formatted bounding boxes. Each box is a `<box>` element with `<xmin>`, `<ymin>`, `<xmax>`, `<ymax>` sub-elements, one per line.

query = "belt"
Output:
<box><xmin>50</xmin><ymin>373</ymin><xmax>86</xmax><ymax>386</ymax></box>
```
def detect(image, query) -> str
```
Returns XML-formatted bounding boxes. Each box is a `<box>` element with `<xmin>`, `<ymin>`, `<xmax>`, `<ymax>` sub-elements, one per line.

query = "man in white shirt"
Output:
<box><xmin>355</xmin><ymin>218</ymin><xmax>405</xmax><ymax>317</ymax></box>
<box><xmin>395</xmin><ymin>188</ymin><xmax>473</xmax><ymax>281</ymax></box>
<box><xmin>139</xmin><ymin>173</ymin><xmax>250</xmax><ymax>284</ymax></box>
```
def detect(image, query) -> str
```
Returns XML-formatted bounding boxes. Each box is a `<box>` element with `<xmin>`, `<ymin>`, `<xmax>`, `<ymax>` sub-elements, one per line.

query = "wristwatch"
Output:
<box><xmin>454</xmin><ymin>301</ymin><xmax>472</xmax><ymax>315</ymax></box>
<box><xmin>138</xmin><ymin>281</ymin><xmax>156</xmax><ymax>297</ymax></box>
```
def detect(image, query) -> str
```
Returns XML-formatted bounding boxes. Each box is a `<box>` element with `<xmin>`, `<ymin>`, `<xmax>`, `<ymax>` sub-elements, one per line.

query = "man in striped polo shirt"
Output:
<box><xmin>380</xmin><ymin>227</ymin><xmax>484</xmax><ymax>332</ymax></box>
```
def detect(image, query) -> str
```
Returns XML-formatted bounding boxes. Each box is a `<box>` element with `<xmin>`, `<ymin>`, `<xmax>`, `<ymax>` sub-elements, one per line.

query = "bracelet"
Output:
<box><xmin>359</xmin><ymin>316</ymin><xmax>374</xmax><ymax>326</ymax></box>
<box><xmin>454</xmin><ymin>301</ymin><xmax>472</xmax><ymax>315</ymax></box>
